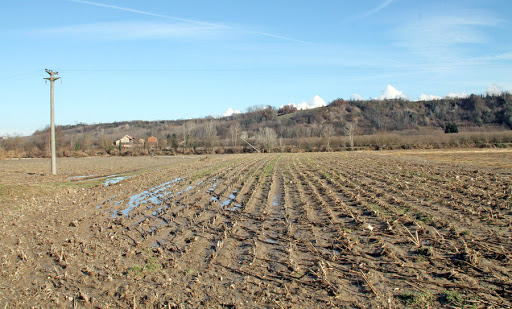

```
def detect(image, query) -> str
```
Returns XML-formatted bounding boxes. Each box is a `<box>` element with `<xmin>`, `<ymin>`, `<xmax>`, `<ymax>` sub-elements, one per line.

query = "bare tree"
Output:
<box><xmin>181</xmin><ymin>122</ymin><xmax>195</xmax><ymax>152</ymax></box>
<box><xmin>322</xmin><ymin>124</ymin><xmax>335</xmax><ymax>149</ymax></box>
<box><xmin>345</xmin><ymin>122</ymin><xmax>357</xmax><ymax>149</ymax></box>
<box><xmin>256</xmin><ymin>127</ymin><xmax>277</xmax><ymax>152</ymax></box>
<box><xmin>229</xmin><ymin>122</ymin><xmax>241</xmax><ymax>149</ymax></box>
<box><xmin>205</xmin><ymin>120</ymin><xmax>217</xmax><ymax>153</ymax></box>
<box><xmin>101</xmin><ymin>133</ymin><xmax>113</xmax><ymax>152</ymax></box>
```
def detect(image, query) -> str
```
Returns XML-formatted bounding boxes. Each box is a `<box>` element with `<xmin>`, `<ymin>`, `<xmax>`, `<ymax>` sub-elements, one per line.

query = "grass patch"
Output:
<box><xmin>412</xmin><ymin>211</ymin><xmax>433</xmax><ymax>224</ymax></box>
<box><xmin>0</xmin><ymin>184</ymin><xmax>7</xmax><ymax>201</ymax></box>
<box><xmin>263</xmin><ymin>155</ymin><xmax>281</xmax><ymax>178</ymax></box>
<box><xmin>362</xmin><ymin>201</ymin><xmax>392</xmax><ymax>220</ymax></box>
<box><xmin>126</xmin><ymin>256</ymin><xmax>162</xmax><ymax>276</ymax></box>
<box><xmin>439</xmin><ymin>290</ymin><xmax>480</xmax><ymax>308</ymax></box>
<box><xmin>441</xmin><ymin>290</ymin><xmax>463</xmax><ymax>307</ymax></box>
<box><xmin>145</xmin><ymin>256</ymin><xmax>162</xmax><ymax>272</ymax></box>
<box><xmin>398</xmin><ymin>291</ymin><xmax>434</xmax><ymax>307</ymax></box>
<box><xmin>51</xmin><ymin>179</ymin><xmax>104</xmax><ymax>189</ymax></box>
<box><xmin>127</xmin><ymin>265</ymin><xmax>144</xmax><ymax>274</ymax></box>
<box><xmin>191</xmin><ymin>161</ymin><xmax>234</xmax><ymax>180</ymax></box>
<box><xmin>416</xmin><ymin>246</ymin><xmax>434</xmax><ymax>257</ymax></box>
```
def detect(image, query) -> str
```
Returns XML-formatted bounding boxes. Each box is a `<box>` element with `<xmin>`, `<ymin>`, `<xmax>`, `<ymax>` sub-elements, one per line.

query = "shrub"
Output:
<box><xmin>445</xmin><ymin>123</ymin><xmax>459</xmax><ymax>133</ymax></box>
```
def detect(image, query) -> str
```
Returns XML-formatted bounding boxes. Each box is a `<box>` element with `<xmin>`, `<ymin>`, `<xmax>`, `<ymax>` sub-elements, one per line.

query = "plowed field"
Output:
<box><xmin>0</xmin><ymin>151</ymin><xmax>511</xmax><ymax>308</ymax></box>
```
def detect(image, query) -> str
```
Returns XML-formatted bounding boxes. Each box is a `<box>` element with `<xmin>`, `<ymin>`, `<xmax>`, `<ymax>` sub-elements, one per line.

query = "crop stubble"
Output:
<box><xmin>0</xmin><ymin>152</ymin><xmax>511</xmax><ymax>308</ymax></box>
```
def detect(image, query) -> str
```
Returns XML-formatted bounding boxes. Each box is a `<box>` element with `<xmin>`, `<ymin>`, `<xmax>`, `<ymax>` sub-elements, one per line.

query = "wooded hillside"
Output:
<box><xmin>2</xmin><ymin>93</ymin><xmax>512</xmax><ymax>157</ymax></box>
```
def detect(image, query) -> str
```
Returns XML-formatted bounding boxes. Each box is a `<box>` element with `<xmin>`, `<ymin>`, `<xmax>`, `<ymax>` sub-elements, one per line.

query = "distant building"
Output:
<box><xmin>114</xmin><ymin>135</ymin><xmax>136</xmax><ymax>148</ymax></box>
<box><xmin>147</xmin><ymin>136</ymin><xmax>158</xmax><ymax>149</ymax></box>
<box><xmin>1</xmin><ymin>136</ymin><xmax>8</xmax><ymax>140</ymax></box>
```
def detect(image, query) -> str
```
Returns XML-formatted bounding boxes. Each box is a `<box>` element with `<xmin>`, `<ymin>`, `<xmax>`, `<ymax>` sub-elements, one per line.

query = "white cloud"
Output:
<box><xmin>418</xmin><ymin>94</ymin><xmax>442</xmax><ymax>101</ymax></box>
<box><xmin>376</xmin><ymin>85</ymin><xmax>408</xmax><ymax>100</ymax></box>
<box><xmin>486</xmin><ymin>84</ymin><xmax>503</xmax><ymax>96</ymax></box>
<box><xmin>351</xmin><ymin>94</ymin><xmax>364</xmax><ymax>101</ymax></box>
<box><xmin>223</xmin><ymin>108</ymin><xmax>241</xmax><ymax>117</ymax></box>
<box><xmin>445</xmin><ymin>92</ymin><xmax>468</xmax><ymax>99</ymax></box>
<box><xmin>285</xmin><ymin>95</ymin><xmax>326</xmax><ymax>110</ymax></box>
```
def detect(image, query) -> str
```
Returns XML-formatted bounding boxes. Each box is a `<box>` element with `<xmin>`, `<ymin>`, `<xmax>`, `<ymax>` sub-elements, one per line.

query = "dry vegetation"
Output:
<box><xmin>0</xmin><ymin>150</ymin><xmax>511</xmax><ymax>308</ymax></box>
<box><xmin>2</xmin><ymin>92</ymin><xmax>512</xmax><ymax>157</ymax></box>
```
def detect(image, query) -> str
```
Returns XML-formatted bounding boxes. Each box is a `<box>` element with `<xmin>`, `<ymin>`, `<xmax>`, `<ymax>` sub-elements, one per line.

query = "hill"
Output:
<box><xmin>2</xmin><ymin>93</ymin><xmax>512</xmax><ymax>157</ymax></box>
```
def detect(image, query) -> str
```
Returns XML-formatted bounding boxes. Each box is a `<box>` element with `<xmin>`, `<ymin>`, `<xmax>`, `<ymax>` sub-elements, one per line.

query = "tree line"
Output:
<box><xmin>1</xmin><ymin>93</ymin><xmax>511</xmax><ymax>157</ymax></box>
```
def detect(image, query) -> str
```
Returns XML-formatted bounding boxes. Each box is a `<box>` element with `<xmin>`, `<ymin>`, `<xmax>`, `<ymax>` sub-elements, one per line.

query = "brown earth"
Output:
<box><xmin>0</xmin><ymin>151</ymin><xmax>511</xmax><ymax>308</ymax></box>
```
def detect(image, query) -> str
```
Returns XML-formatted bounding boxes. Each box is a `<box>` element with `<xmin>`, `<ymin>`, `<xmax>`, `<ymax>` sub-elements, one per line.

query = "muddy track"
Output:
<box><xmin>0</xmin><ymin>152</ymin><xmax>511</xmax><ymax>308</ymax></box>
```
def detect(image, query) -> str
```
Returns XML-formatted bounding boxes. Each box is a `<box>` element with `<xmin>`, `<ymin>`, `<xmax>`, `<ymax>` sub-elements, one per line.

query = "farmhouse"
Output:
<box><xmin>114</xmin><ymin>135</ymin><xmax>136</xmax><ymax>148</ymax></box>
<box><xmin>146</xmin><ymin>136</ymin><xmax>158</xmax><ymax>149</ymax></box>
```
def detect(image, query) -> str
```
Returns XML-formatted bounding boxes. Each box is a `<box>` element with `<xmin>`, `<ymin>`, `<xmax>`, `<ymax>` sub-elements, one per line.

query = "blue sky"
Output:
<box><xmin>1</xmin><ymin>0</ymin><xmax>512</xmax><ymax>136</ymax></box>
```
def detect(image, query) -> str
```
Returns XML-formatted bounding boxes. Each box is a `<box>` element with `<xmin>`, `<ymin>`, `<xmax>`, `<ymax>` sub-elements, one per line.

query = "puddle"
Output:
<box><xmin>148</xmin><ymin>219</ymin><xmax>167</xmax><ymax>233</ymax></box>
<box><xmin>176</xmin><ymin>180</ymin><xmax>203</xmax><ymax>196</ymax></box>
<box><xmin>120</xmin><ymin>177</ymin><xmax>183</xmax><ymax>217</ymax></box>
<box><xmin>104</xmin><ymin>175</ymin><xmax>132</xmax><ymax>186</ymax></box>
<box><xmin>221</xmin><ymin>191</ymin><xmax>238</xmax><ymax>207</ymax></box>
<box><xmin>263</xmin><ymin>238</ymin><xmax>278</xmax><ymax>245</ymax></box>
<box><xmin>323</xmin><ymin>248</ymin><xmax>342</xmax><ymax>255</ymax></box>
<box><xmin>68</xmin><ymin>175</ymin><xmax>95</xmax><ymax>180</ymax></box>
<box><xmin>69</xmin><ymin>173</ymin><xmax>132</xmax><ymax>186</ymax></box>
<box><xmin>152</xmin><ymin>206</ymin><xmax>168</xmax><ymax>216</ymax></box>
<box><xmin>208</xmin><ymin>179</ymin><xmax>218</xmax><ymax>193</ymax></box>
<box><xmin>272</xmin><ymin>196</ymin><xmax>279</xmax><ymax>207</ymax></box>
<box><xmin>227</xmin><ymin>204</ymin><xmax>242</xmax><ymax>212</ymax></box>
<box><xmin>108</xmin><ymin>176</ymin><xmax>219</xmax><ymax>218</ymax></box>
<box><xmin>218</xmin><ymin>190</ymin><xmax>241</xmax><ymax>211</ymax></box>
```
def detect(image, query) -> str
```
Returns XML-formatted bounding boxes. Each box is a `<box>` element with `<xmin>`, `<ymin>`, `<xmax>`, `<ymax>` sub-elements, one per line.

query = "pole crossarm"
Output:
<box><xmin>44</xmin><ymin>69</ymin><xmax>60</xmax><ymax>82</ymax></box>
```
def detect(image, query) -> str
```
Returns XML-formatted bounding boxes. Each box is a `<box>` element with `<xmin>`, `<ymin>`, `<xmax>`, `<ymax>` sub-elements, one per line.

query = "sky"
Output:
<box><xmin>1</xmin><ymin>0</ymin><xmax>512</xmax><ymax>136</ymax></box>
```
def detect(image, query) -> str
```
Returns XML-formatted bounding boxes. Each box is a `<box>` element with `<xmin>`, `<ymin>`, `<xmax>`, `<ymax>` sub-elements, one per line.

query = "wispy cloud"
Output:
<box><xmin>32</xmin><ymin>21</ymin><xmax>230</xmax><ymax>40</ymax></box>
<box><xmin>396</xmin><ymin>10</ymin><xmax>503</xmax><ymax>58</ymax></box>
<box><xmin>64</xmin><ymin>0</ymin><xmax>302</xmax><ymax>42</ymax></box>
<box><xmin>246</xmin><ymin>31</ymin><xmax>306</xmax><ymax>43</ymax></box>
<box><xmin>346</xmin><ymin>0</ymin><xmax>395</xmax><ymax>22</ymax></box>
<box><xmin>361</xmin><ymin>0</ymin><xmax>395</xmax><ymax>18</ymax></box>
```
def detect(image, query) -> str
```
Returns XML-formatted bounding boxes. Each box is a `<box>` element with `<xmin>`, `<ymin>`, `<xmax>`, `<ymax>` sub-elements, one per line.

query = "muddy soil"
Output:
<box><xmin>0</xmin><ymin>152</ymin><xmax>511</xmax><ymax>308</ymax></box>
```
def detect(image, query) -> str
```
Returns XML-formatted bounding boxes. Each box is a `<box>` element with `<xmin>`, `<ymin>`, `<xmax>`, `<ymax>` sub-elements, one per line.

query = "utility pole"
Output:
<box><xmin>44</xmin><ymin>69</ymin><xmax>60</xmax><ymax>175</ymax></box>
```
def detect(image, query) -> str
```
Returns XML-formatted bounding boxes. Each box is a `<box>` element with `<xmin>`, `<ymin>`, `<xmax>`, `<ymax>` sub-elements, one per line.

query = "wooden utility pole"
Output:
<box><xmin>44</xmin><ymin>69</ymin><xmax>60</xmax><ymax>175</ymax></box>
